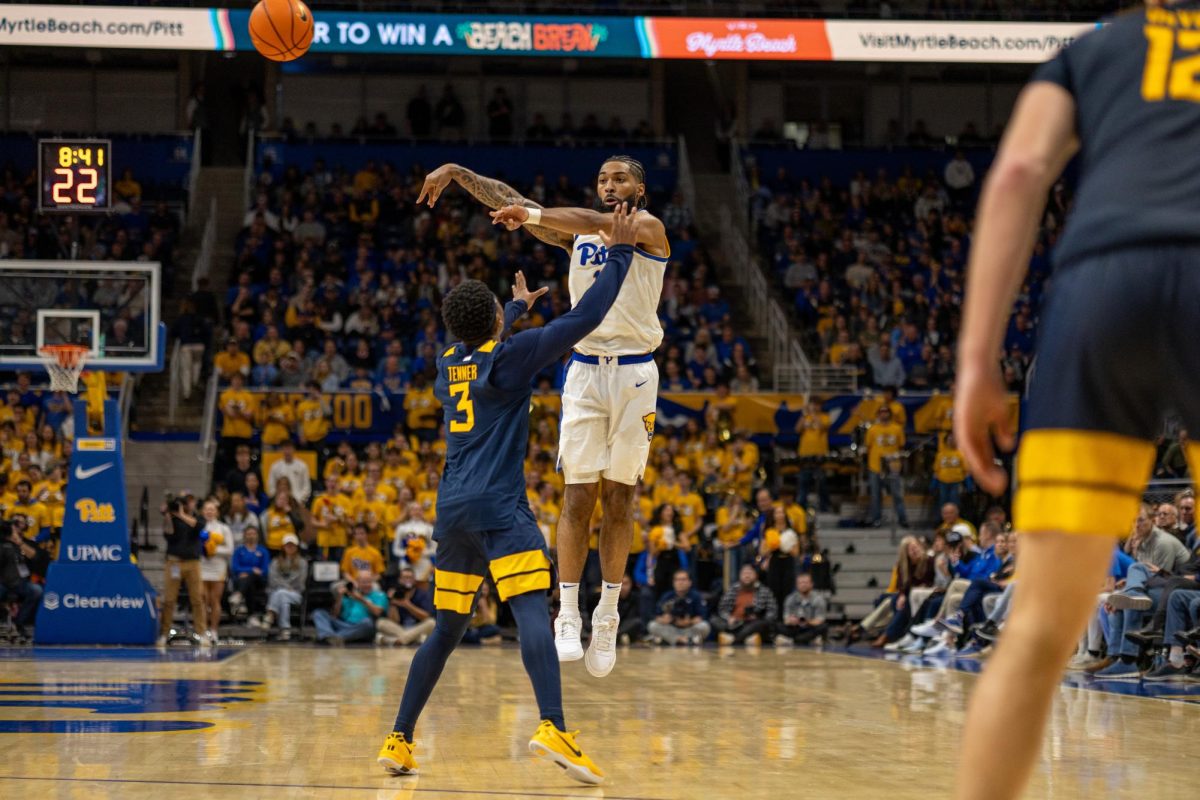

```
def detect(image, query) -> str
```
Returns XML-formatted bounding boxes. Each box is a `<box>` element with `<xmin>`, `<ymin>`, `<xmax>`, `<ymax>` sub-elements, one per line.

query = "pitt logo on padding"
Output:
<box><xmin>642</xmin><ymin>412</ymin><xmax>656</xmax><ymax>442</ymax></box>
<box><xmin>76</xmin><ymin>499</ymin><xmax>116</xmax><ymax>523</ymax></box>
<box><xmin>577</xmin><ymin>242</ymin><xmax>608</xmax><ymax>266</ymax></box>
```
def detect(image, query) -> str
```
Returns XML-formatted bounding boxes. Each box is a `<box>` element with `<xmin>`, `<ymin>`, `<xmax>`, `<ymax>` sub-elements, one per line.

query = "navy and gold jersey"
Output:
<box><xmin>1035</xmin><ymin>4</ymin><xmax>1200</xmax><ymax>268</ymax></box>
<box><xmin>432</xmin><ymin>243</ymin><xmax>636</xmax><ymax>536</ymax></box>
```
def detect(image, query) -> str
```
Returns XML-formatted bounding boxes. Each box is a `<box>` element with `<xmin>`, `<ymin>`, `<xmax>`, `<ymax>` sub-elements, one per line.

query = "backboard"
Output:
<box><xmin>0</xmin><ymin>260</ymin><xmax>164</xmax><ymax>372</ymax></box>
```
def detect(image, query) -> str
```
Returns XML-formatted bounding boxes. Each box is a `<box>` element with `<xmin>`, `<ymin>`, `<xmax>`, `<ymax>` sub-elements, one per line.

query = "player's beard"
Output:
<box><xmin>593</xmin><ymin>191</ymin><xmax>642</xmax><ymax>213</ymax></box>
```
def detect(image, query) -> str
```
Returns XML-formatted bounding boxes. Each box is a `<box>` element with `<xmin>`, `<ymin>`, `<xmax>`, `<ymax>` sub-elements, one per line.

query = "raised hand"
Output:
<box><xmin>490</xmin><ymin>204</ymin><xmax>530</xmax><ymax>231</ymax></box>
<box><xmin>512</xmin><ymin>270</ymin><xmax>549</xmax><ymax>308</ymax></box>
<box><xmin>599</xmin><ymin>202</ymin><xmax>637</xmax><ymax>248</ymax></box>
<box><xmin>416</xmin><ymin>164</ymin><xmax>456</xmax><ymax>208</ymax></box>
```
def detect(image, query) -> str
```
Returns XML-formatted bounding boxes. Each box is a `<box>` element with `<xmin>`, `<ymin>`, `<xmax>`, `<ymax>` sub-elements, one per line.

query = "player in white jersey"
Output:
<box><xmin>418</xmin><ymin>156</ymin><xmax>669</xmax><ymax>678</ymax></box>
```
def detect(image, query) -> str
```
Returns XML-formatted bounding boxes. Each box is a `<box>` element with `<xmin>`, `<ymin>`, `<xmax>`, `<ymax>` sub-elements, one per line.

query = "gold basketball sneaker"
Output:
<box><xmin>377</xmin><ymin>731</ymin><xmax>418</xmax><ymax>776</ymax></box>
<box><xmin>528</xmin><ymin>720</ymin><xmax>605</xmax><ymax>785</ymax></box>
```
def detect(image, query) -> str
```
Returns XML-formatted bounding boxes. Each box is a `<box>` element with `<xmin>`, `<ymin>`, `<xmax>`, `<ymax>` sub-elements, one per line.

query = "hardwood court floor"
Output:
<box><xmin>0</xmin><ymin>644</ymin><xmax>1198</xmax><ymax>800</ymax></box>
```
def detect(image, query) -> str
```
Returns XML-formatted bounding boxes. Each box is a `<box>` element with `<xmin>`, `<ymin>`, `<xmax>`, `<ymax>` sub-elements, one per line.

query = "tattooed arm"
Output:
<box><xmin>416</xmin><ymin>163</ymin><xmax>575</xmax><ymax>252</ymax></box>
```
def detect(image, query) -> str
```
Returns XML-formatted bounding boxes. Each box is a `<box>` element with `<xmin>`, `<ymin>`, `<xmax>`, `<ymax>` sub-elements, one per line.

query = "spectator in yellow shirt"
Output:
<box><xmin>251</xmin><ymin>325</ymin><xmax>291</xmax><ymax>386</ymax></box>
<box><xmin>214</xmin><ymin>338</ymin><xmax>251</xmax><ymax>383</ymax></box>
<box><xmin>864</xmin><ymin>405</ymin><xmax>908</xmax><ymax>528</ymax></box>
<box><xmin>296</xmin><ymin>382</ymin><xmax>330</xmax><ymax>448</ymax></box>
<box><xmin>341</xmin><ymin>523</ymin><xmax>385</xmax><ymax>581</ymax></box>
<box><xmin>259</xmin><ymin>393</ymin><xmax>296</xmax><ymax>447</ymax></box>
<box><xmin>674</xmin><ymin>473</ymin><xmax>707</xmax><ymax>545</ymax></box>
<box><xmin>403</xmin><ymin>373</ymin><xmax>439</xmax><ymax>441</ymax></box>
<box><xmin>311</xmin><ymin>480</ymin><xmax>348</xmax><ymax>560</ymax></box>
<box><xmin>219</xmin><ymin>373</ymin><xmax>258</xmax><ymax>445</ymax></box>
<box><xmin>262</xmin><ymin>485</ymin><xmax>304</xmax><ymax>552</ymax></box>
<box><xmin>796</xmin><ymin>400</ymin><xmax>832</xmax><ymax>512</ymax></box>
<box><xmin>724</xmin><ymin>434</ymin><xmax>759</xmax><ymax>498</ymax></box>
<box><xmin>114</xmin><ymin>168</ymin><xmax>142</xmax><ymax>202</ymax></box>
<box><xmin>933</xmin><ymin>432</ymin><xmax>969</xmax><ymax>509</ymax></box>
<box><xmin>715</xmin><ymin>494</ymin><xmax>750</xmax><ymax>547</ymax></box>
<box><xmin>5</xmin><ymin>480</ymin><xmax>49</xmax><ymax>541</ymax></box>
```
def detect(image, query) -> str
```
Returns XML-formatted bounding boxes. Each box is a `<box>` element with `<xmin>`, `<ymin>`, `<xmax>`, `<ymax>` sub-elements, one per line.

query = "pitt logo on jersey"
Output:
<box><xmin>576</xmin><ymin>242</ymin><xmax>609</xmax><ymax>266</ymax></box>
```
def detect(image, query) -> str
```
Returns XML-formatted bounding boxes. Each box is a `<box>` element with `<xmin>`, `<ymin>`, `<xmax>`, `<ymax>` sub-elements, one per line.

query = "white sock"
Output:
<box><xmin>596</xmin><ymin>582</ymin><xmax>621</xmax><ymax>620</ymax></box>
<box><xmin>1170</xmin><ymin>646</ymin><xmax>1186</xmax><ymax>668</ymax></box>
<box><xmin>559</xmin><ymin>583</ymin><xmax>580</xmax><ymax>619</ymax></box>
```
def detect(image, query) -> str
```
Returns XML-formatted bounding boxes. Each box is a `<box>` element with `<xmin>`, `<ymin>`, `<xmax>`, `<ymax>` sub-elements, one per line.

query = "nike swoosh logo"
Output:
<box><xmin>74</xmin><ymin>463</ymin><xmax>114</xmax><ymax>480</ymax></box>
<box><xmin>635</xmin><ymin>380</ymin><xmax>648</xmax><ymax>388</ymax></box>
<box><xmin>553</xmin><ymin>731</ymin><xmax>582</xmax><ymax>758</ymax></box>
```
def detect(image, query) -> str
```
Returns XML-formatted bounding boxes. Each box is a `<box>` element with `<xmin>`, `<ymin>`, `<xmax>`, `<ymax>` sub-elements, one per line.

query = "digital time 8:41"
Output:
<box><xmin>54</xmin><ymin>146</ymin><xmax>102</xmax><ymax>205</ymax></box>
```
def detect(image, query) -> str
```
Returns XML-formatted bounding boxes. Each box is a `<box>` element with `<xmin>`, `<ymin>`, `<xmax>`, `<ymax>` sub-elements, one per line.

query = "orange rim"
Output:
<box><xmin>40</xmin><ymin>344</ymin><xmax>90</xmax><ymax>368</ymax></box>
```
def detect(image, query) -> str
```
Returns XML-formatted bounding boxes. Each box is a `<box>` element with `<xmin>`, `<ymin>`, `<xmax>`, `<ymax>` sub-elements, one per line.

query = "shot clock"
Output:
<box><xmin>38</xmin><ymin>139</ymin><xmax>112</xmax><ymax>212</ymax></box>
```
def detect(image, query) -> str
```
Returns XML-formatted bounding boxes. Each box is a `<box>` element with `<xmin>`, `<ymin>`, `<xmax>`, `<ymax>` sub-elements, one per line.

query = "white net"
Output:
<box><xmin>40</xmin><ymin>346</ymin><xmax>89</xmax><ymax>393</ymax></box>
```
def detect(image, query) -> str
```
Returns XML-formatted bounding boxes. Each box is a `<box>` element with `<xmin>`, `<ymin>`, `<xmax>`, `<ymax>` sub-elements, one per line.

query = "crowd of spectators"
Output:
<box><xmin>748</xmin><ymin>148</ymin><xmax>1058</xmax><ymax>394</ymax></box>
<box><xmin>275</xmin><ymin>84</ymin><xmax>658</xmax><ymax>147</ymax></box>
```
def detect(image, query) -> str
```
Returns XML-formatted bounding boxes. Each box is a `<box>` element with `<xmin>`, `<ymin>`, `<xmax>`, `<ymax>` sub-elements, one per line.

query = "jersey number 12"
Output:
<box><xmin>1142</xmin><ymin>25</ymin><xmax>1200</xmax><ymax>102</ymax></box>
<box><xmin>449</xmin><ymin>381</ymin><xmax>475</xmax><ymax>433</ymax></box>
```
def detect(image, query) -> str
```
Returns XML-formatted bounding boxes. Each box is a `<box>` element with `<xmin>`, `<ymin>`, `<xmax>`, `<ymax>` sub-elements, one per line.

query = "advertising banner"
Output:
<box><xmin>0</xmin><ymin>4</ymin><xmax>1095</xmax><ymax>63</ymax></box>
<box><xmin>0</xmin><ymin>4</ymin><xmax>235</xmax><ymax>50</ymax></box>
<box><xmin>223</xmin><ymin>10</ymin><xmax>642</xmax><ymax>58</ymax></box>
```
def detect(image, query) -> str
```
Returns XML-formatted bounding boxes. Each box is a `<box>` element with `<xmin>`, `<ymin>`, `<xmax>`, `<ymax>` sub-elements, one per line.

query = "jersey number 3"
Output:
<box><xmin>449</xmin><ymin>381</ymin><xmax>475</xmax><ymax>433</ymax></box>
<box><xmin>1143</xmin><ymin>26</ymin><xmax>1200</xmax><ymax>102</ymax></box>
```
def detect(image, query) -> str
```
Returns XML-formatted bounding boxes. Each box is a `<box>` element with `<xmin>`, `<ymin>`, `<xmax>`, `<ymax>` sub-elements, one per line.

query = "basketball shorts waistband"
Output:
<box><xmin>570</xmin><ymin>351</ymin><xmax>654</xmax><ymax>366</ymax></box>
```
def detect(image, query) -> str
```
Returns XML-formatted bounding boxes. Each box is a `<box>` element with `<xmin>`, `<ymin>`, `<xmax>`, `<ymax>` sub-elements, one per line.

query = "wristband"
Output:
<box><xmin>524</xmin><ymin>207</ymin><xmax>542</xmax><ymax>226</ymax></box>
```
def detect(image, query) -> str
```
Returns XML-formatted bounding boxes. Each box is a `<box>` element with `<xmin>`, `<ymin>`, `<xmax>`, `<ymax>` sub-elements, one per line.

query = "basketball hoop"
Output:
<box><xmin>40</xmin><ymin>345</ymin><xmax>90</xmax><ymax>393</ymax></box>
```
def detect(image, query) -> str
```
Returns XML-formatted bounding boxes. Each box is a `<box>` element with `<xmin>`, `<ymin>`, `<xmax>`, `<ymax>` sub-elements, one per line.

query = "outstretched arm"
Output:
<box><xmin>416</xmin><ymin>163</ymin><xmax>574</xmax><ymax>251</ymax></box>
<box><xmin>490</xmin><ymin>203</ymin><xmax>641</xmax><ymax>391</ymax></box>
<box><xmin>490</xmin><ymin>204</ymin><xmax>669</xmax><ymax>257</ymax></box>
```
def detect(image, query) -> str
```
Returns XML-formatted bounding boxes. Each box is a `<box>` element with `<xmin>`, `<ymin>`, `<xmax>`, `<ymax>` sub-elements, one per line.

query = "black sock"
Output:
<box><xmin>1120</xmin><ymin>655</ymin><xmax>1137</xmax><ymax>665</ymax></box>
<box><xmin>1088</xmin><ymin>650</ymin><xmax>1101</xmax><ymax>658</ymax></box>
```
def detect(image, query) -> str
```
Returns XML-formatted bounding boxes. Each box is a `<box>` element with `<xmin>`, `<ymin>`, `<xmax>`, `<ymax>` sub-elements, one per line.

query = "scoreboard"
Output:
<box><xmin>38</xmin><ymin>139</ymin><xmax>112</xmax><ymax>212</ymax></box>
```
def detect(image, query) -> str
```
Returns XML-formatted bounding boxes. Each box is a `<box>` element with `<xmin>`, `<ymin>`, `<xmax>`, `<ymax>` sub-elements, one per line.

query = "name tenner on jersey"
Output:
<box><xmin>568</xmin><ymin>230</ymin><xmax>666</xmax><ymax>357</ymax></box>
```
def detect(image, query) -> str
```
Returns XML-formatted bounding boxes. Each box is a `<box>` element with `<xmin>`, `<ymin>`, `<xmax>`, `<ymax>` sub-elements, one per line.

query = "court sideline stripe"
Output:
<box><xmin>0</xmin><ymin>774</ymin><xmax>667</xmax><ymax>800</ymax></box>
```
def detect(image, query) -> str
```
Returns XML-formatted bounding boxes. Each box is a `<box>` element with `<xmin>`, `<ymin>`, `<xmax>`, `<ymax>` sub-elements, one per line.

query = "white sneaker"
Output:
<box><xmin>555</xmin><ymin>613</ymin><xmax>584</xmax><ymax>662</ymax></box>
<box><xmin>774</xmin><ymin>634</ymin><xmax>795</xmax><ymax>647</ymax></box>
<box><xmin>584</xmin><ymin>611</ymin><xmax>619</xmax><ymax>678</ymax></box>
<box><xmin>923</xmin><ymin>638</ymin><xmax>953</xmax><ymax>657</ymax></box>
<box><xmin>911</xmin><ymin>620</ymin><xmax>941</xmax><ymax>638</ymax></box>
<box><xmin>899</xmin><ymin>636</ymin><xmax>928</xmax><ymax>654</ymax></box>
<box><xmin>885</xmin><ymin>633</ymin><xmax>916</xmax><ymax>653</ymax></box>
<box><xmin>155</xmin><ymin>635</ymin><xmax>167</xmax><ymax>648</ymax></box>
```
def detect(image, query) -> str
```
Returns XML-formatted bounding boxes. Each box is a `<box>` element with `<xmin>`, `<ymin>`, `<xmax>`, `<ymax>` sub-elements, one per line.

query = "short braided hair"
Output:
<box><xmin>442</xmin><ymin>280</ymin><xmax>498</xmax><ymax>346</ymax></box>
<box><xmin>602</xmin><ymin>155</ymin><xmax>649</xmax><ymax>210</ymax></box>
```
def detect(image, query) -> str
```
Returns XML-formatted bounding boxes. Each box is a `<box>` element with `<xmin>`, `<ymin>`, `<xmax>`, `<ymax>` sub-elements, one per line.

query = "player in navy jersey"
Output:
<box><xmin>955</xmin><ymin>4</ymin><xmax>1200</xmax><ymax>798</ymax></box>
<box><xmin>377</xmin><ymin>203</ymin><xmax>641</xmax><ymax>786</ymax></box>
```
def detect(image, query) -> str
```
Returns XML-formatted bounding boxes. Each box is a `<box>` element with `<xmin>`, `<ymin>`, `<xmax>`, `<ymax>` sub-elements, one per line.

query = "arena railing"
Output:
<box><xmin>187</xmin><ymin>128</ymin><xmax>202</xmax><ymax>227</ymax></box>
<box><xmin>198</xmin><ymin>372</ymin><xmax>220</xmax><ymax>472</ymax></box>
<box><xmin>677</xmin><ymin>134</ymin><xmax>696</xmax><ymax>214</ymax></box>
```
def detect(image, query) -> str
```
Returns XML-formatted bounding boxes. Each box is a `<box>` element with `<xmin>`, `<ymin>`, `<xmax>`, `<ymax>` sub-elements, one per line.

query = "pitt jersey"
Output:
<box><xmin>1034</xmin><ymin>4</ymin><xmax>1200</xmax><ymax>268</ymax></box>
<box><xmin>568</xmin><ymin>219</ymin><xmax>668</xmax><ymax>356</ymax></box>
<box><xmin>433</xmin><ymin>244</ymin><xmax>636</xmax><ymax>535</ymax></box>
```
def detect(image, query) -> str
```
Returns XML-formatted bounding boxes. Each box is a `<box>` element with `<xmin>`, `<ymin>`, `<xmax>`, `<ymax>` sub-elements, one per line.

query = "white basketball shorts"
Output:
<box><xmin>558</xmin><ymin>353</ymin><xmax>659</xmax><ymax>486</ymax></box>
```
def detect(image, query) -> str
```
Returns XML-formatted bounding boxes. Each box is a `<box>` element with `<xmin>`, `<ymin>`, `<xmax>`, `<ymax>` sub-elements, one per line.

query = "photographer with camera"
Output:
<box><xmin>714</xmin><ymin>564</ymin><xmax>778</xmax><ymax>647</ymax></box>
<box><xmin>377</xmin><ymin>566</ymin><xmax>435</xmax><ymax>646</ymax></box>
<box><xmin>647</xmin><ymin>570</ymin><xmax>710</xmax><ymax>646</ymax></box>
<box><xmin>311</xmin><ymin>568</ymin><xmax>388</xmax><ymax>646</ymax></box>
<box><xmin>776</xmin><ymin>573</ymin><xmax>828</xmax><ymax>646</ymax></box>
<box><xmin>0</xmin><ymin>518</ymin><xmax>42</xmax><ymax>638</ymax></box>
<box><xmin>159</xmin><ymin>492</ymin><xmax>209</xmax><ymax>647</ymax></box>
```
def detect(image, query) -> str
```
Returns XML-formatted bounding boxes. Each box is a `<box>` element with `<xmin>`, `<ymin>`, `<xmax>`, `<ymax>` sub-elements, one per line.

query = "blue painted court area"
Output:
<box><xmin>834</xmin><ymin>642</ymin><xmax>1200</xmax><ymax>705</ymax></box>
<box><xmin>0</xmin><ymin>646</ymin><xmax>240</xmax><ymax>662</ymax></box>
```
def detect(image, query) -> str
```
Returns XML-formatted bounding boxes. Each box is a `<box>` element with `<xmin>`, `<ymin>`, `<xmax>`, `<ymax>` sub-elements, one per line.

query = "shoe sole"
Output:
<box><xmin>377</xmin><ymin>756</ymin><xmax>418</xmax><ymax>776</ymax></box>
<box><xmin>1107</xmin><ymin>594</ymin><xmax>1153</xmax><ymax>611</ymax></box>
<box><xmin>1093</xmin><ymin>671</ymin><xmax>1141</xmax><ymax>681</ymax></box>
<box><xmin>583</xmin><ymin>644</ymin><xmax>615</xmax><ymax>677</ymax></box>
<box><xmin>529</xmin><ymin>740</ymin><xmax>604</xmax><ymax>785</ymax></box>
<box><xmin>1143</xmin><ymin>673</ymin><xmax>1190</xmax><ymax>682</ymax></box>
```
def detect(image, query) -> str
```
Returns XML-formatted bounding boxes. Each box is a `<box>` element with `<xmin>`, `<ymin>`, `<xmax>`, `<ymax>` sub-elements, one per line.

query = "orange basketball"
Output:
<box><xmin>249</xmin><ymin>0</ymin><xmax>314</xmax><ymax>62</ymax></box>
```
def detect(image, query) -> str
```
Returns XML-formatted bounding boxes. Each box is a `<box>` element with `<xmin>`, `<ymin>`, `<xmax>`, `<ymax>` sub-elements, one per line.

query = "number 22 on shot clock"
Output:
<box><xmin>38</xmin><ymin>139</ymin><xmax>112</xmax><ymax>212</ymax></box>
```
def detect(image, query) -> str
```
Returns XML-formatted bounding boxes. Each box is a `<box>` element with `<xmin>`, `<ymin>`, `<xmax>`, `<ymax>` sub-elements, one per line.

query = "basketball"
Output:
<box><xmin>248</xmin><ymin>0</ymin><xmax>314</xmax><ymax>62</ymax></box>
